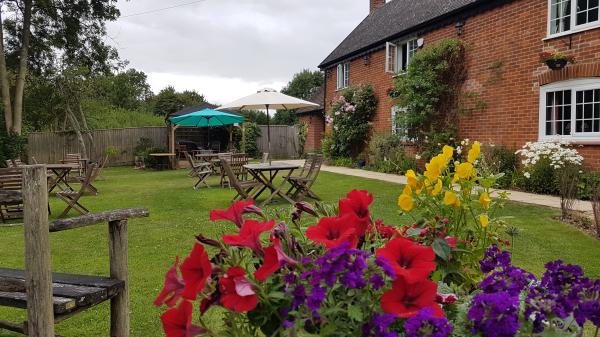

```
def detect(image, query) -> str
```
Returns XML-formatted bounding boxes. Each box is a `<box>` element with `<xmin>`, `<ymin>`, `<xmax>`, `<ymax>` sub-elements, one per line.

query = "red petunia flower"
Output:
<box><xmin>339</xmin><ymin>190</ymin><xmax>373</xmax><ymax>236</ymax></box>
<box><xmin>222</xmin><ymin>219</ymin><xmax>275</xmax><ymax>255</ymax></box>
<box><xmin>367</xmin><ymin>219</ymin><xmax>400</xmax><ymax>239</ymax></box>
<box><xmin>219</xmin><ymin>267</ymin><xmax>258</xmax><ymax>312</ymax></box>
<box><xmin>180</xmin><ymin>244</ymin><xmax>213</xmax><ymax>300</ymax></box>
<box><xmin>154</xmin><ymin>257</ymin><xmax>185</xmax><ymax>307</ymax></box>
<box><xmin>436</xmin><ymin>293</ymin><xmax>458</xmax><ymax>305</ymax></box>
<box><xmin>381</xmin><ymin>277</ymin><xmax>444</xmax><ymax>318</ymax></box>
<box><xmin>209</xmin><ymin>200</ymin><xmax>262</xmax><ymax>228</ymax></box>
<box><xmin>254</xmin><ymin>237</ymin><xmax>297</xmax><ymax>281</ymax></box>
<box><xmin>160</xmin><ymin>300</ymin><xmax>206</xmax><ymax>337</ymax></box>
<box><xmin>375</xmin><ymin>237</ymin><xmax>436</xmax><ymax>284</ymax></box>
<box><xmin>306</xmin><ymin>213</ymin><xmax>360</xmax><ymax>248</ymax></box>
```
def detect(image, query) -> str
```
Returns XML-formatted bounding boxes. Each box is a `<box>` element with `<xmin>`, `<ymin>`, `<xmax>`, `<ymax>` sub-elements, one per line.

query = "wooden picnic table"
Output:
<box><xmin>244</xmin><ymin>163</ymin><xmax>300</xmax><ymax>206</ymax></box>
<box><xmin>149</xmin><ymin>153</ymin><xmax>176</xmax><ymax>170</ymax></box>
<box><xmin>194</xmin><ymin>153</ymin><xmax>220</xmax><ymax>162</ymax></box>
<box><xmin>46</xmin><ymin>164</ymin><xmax>75</xmax><ymax>193</ymax></box>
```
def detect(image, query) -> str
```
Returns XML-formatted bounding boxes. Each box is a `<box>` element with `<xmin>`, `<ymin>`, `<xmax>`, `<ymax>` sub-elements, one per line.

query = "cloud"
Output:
<box><xmin>107</xmin><ymin>0</ymin><xmax>366</xmax><ymax>103</ymax></box>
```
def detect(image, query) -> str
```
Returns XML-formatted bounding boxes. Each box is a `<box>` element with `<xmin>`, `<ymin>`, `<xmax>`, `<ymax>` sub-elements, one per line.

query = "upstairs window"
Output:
<box><xmin>336</xmin><ymin>63</ymin><xmax>349</xmax><ymax>90</ymax></box>
<box><xmin>539</xmin><ymin>79</ymin><xmax>600</xmax><ymax>141</ymax></box>
<box><xmin>548</xmin><ymin>0</ymin><xmax>599</xmax><ymax>36</ymax></box>
<box><xmin>386</xmin><ymin>38</ymin><xmax>418</xmax><ymax>73</ymax></box>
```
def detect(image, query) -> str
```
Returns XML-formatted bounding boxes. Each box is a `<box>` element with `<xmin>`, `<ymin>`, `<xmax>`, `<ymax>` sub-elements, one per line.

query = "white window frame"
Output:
<box><xmin>336</xmin><ymin>63</ymin><xmax>349</xmax><ymax>90</ymax></box>
<box><xmin>539</xmin><ymin>78</ymin><xmax>600</xmax><ymax>142</ymax></box>
<box><xmin>547</xmin><ymin>0</ymin><xmax>600</xmax><ymax>38</ymax></box>
<box><xmin>392</xmin><ymin>106</ymin><xmax>409</xmax><ymax>140</ymax></box>
<box><xmin>385</xmin><ymin>38</ymin><xmax>418</xmax><ymax>74</ymax></box>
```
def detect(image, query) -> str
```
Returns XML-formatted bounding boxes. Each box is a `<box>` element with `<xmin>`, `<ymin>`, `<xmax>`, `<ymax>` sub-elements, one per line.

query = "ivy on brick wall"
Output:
<box><xmin>326</xmin><ymin>84</ymin><xmax>378</xmax><ymax>159</ymax></box>
<box><xmin>391</xmin><ymin>39</ymin><xmax>468</xmax><ymax>154</ymax></box>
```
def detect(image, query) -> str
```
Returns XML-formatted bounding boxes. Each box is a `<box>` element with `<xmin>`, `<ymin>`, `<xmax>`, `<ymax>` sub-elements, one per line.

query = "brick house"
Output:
<box><xmin>301</xmin><ymin>0</ymin><xmax>600</xmax><ymax>169</ymax></box>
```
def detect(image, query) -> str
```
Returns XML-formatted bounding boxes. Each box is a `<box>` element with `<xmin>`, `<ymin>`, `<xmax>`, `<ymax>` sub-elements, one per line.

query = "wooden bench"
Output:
<box><xmin>0</xmin><ymin>165</ymin><xmax>149</xmax><ymax>337</ymax></box>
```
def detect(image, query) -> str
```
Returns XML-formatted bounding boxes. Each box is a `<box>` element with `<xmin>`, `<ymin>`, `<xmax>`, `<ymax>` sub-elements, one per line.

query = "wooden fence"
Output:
<box><xmin>25</xmin><ymin>125</ymin><xmax>300</xmax><ymax>166</ymax></box>
<box><xmin>27</xmin><ymin>127</ymin><xmax>168</xmax><ymax>166</ymax></box>
<box><xmin>256</xmin><ymin>125</ymin><xmax>300</xmax><ymax>159</ymax></box>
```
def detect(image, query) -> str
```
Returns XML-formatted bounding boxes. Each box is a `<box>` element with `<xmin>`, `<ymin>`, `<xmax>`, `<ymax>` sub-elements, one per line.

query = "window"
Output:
<box><xmin>392</xmin><ymin>106</ymin><xmax>408</xmax><ymax>139</ymax></box>
<box><xmin>386</xmin><ymin>38</ymin><xmax>419</xmax><ymax>73</ymax></box>
<box><xmin>548</xmin><ymin>0</ymin><xmax>599</xmax><ymax>36</ymax></box>
<box><xmin>336</xmin><ymin>63</ymin><xmax>349</xmax><ymax>90</ymax></box>
<box><xmin>539</xmin><ymin>79</ymin><xmax>600</xmax><ymax>141</ymax></box>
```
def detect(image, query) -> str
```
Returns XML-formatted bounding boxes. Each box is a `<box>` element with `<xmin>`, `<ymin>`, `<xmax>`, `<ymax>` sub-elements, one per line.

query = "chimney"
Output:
<box><xmin>370</xmin><ymin>0</ymin><xmax>386</xmax><ymax>13</ymax></box>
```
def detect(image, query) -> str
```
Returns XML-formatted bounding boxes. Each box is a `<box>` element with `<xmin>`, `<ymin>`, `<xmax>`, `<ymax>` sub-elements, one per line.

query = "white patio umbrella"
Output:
<box><xmin>217</xmin><ymin>88</ymin><xmax>319</xmax><ymax>160</ymax></box>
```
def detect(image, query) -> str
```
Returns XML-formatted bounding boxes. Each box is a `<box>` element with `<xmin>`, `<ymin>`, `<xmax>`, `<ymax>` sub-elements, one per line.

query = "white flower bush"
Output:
<box><xmin>515</xmin><ymin>141</ymin><xmax>583</xmax><ymax>178</ymax></box>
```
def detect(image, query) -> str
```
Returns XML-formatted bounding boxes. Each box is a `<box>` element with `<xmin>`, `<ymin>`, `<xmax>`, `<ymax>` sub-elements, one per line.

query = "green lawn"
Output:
<box><xmin>0</xmin><ymin>167</ymin><xmax>599</xmax><ymax>337</ymax></box>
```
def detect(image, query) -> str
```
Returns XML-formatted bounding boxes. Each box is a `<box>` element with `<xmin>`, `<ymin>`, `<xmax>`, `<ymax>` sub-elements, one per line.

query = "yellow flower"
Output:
<box><xmin>456</xmin><ymin>162</ymin><xmax>475</xmax><ymax>180</ymax></box>
<box><xmin>406</xmin><ymin>170</ymin><xmax>417</xmax><ymax>188</ymax></box>
<box><xmin>425</xmin><ymin>155</ymin><xmax>445</xmax><ymax>181</ymax></box>
<box><xmin>451</xmin><ymin>173</ymin><xmax>459</xmax><ymax>184</ymax></box>
<box><xmin>468</xmin><ymin>141</ymin><xmax>481</xmax><ymax>163</ymax></box>
<box><xmin>443</xmin><ymin>191</ymin><xmax>461</xmax><ymax>208</ymax></box>
<box><xmin>480</xmin><ymin>214</ymin><xmax>490</xmax><ymax>228</ymax></box>
<box><xmin>442</xmin><ymin>145</ymin><xmax>454</xmax><ymax>162</ymax></box>
<box><xmin>479</xmin><ymin>192</ymin><xmax>491</xmax><ymax>209</ymax></box>
<box><xmin>402</xmin><ymin>184</ymin><xmax>412</xmax><ymax>196</ymax></box>
<box><xmin>431</xmin><ymin>179</ymin><xmax>442</xmax><ymax>196</ymax></box>
<box><xmin>398</xmin><ymin>194</ymin><xmax>414</xmax><ymax>212</ymax></box>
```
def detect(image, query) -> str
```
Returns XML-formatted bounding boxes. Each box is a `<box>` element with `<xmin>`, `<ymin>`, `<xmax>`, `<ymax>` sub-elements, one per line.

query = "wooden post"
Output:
<box><xmin>108</xmin><ymin>219</ymin><xmax>129</xmax><ymax>337</ymax></box>
<box><xmin>22</xmin><ymin>165</ymin><xmax>55</xmax><ymax>337</ymax></box>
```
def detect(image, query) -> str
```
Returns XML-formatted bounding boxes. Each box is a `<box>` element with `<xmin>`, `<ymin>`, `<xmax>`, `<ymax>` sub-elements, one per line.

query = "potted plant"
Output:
<box><xmin>540</xmin><ymin>51</ymin><xmax>575</xmax><ymax>70</ymax></box>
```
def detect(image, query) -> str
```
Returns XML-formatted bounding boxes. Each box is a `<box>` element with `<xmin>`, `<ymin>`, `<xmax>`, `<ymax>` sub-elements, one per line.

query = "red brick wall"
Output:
<box><xmin>321</xmin><ymin>0</ymin><xmax>600</xmax><ymax>170</ymax></box>
<box><xmin>299</xmin><ymin>113</ymin><xmax>325</xmax><ymax>153</ymax></box>
<box><xmin>370</xmin><ymin>0</ymin><xmax>386</xmax><ymax>13</ymax></box>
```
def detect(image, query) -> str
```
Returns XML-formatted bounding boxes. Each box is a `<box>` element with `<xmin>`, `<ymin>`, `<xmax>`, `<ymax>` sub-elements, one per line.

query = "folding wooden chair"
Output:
<box><xmin>60</xmin><ymin>153</ymin><xmax>83</xmax><ymax>177</ymax></box>
<box><xmin>185</xmin><ymin>152</ymin><xmax>212</xmax><ymax>189</ymax></box>
<box><xmin>0</xmin><ymin>168</ymin><xmax>24</xmax><ymax>222</ymax></box>
<box><xmin>286</xmin><ymin>154</ymin><xmax>323</xmax><ymax>201</ymax></box>
<box><xmin>56</xmin><ymin>164</ymin><xmax>97</xmax><ymax>218</ymax></box>
<box><xmin>218</xmin><ymin>153</ymin><xmax>233</xmax><ymax>187</ymax></box>
<box><xmin>75</xmin><ymin>163</ymin><xmax>101</xmax><ymax>195</ymax></box>
<box><xmin>284</xmin><ymin>153</ymin><xmax>314</xmax><ymax>194</ymax></box>
<box><xmin>220</xmin><ymin>159</ymin><xmax>261</xmax><ymax>201</ymax></box>
<box><xmin>185</xmin><ymin>152</ymin><xmax>205</xmax><ymax>177</ymax></box>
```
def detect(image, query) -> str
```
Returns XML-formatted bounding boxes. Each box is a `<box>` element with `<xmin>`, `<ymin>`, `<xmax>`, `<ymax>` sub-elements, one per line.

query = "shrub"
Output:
<box><xmin>333</xmin><ymin>157</ymin><xmax>354</xmax><ymax>168</ymax></box>
<box><xmin>234</xmin><ymin>122</ymin><xmax>261</xmax><ymax>158</ymax></box>
<box><xmin>296</xmin><ymin>123</ymin><xmax>308</xmax><ymax>156</ymax></box>
<box><xmin>578</xmin><ymin>171</ymin><xmax>600</xmax><ymax>200</ymax></box>
<box><xmin>478</xmin><ymin>144</ymin><xmax>518</xmax><ymax>189</ymax></box>
<box><xmin>0</xmin><ymin>130</ymin><xmax>27</xmax><ymax>166</ymax></box>
<box><xmin>513</xmin><ymin>158</ymin><xmax>559</xmax><ymax>195</ymax></box>
<box><xmin>141</xmin><ymin>146</ymin><xmax>167</xmax><ymax>169</ymax></box>
<box><xmin>367</xmin><ymin>133</ymin><xmax>416</xmax><ymax>174</ymax></box>
<box><xmin>134</xmin><ymin>137</ymin><xmax>154</xmax><ymax>156</ymax></box>
<box><xmin>320</xmin><ymin>131</ymin><xmax>335</xmax><ymax>160</ymax></box>
<box><xmin>327</xmin><ymin>85</ymin><xmax>377</xmax><ymax>158</ymax></box>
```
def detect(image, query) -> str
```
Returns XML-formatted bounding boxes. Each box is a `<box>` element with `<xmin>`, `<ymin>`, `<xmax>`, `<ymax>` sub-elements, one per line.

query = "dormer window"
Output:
<box><xmin>385</xmin><ymin>38</ymin><xmax>418</xmax><ymax>73</ymax></box>
<box><xmin>548</xmin><ymin>0</ymin><xmax>599</xmax><ymax>37</ymax></box>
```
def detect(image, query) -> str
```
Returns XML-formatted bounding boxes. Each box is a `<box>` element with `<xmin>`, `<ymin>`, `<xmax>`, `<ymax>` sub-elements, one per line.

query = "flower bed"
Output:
<box><xmin>154</xmin><ymin>143</ymin><xmax>599</xmax><ymax>337</ymax></box>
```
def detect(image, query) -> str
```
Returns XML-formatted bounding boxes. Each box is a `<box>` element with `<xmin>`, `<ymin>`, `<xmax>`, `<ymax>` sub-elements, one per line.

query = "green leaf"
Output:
<box><xmin>432</xmin><ymin>237</ymin><xmax>451</xmax><ymax>261</ymax></box>
<box><xmin>268</xmin><ymin>291</ymin><xmax>286</xmax><ymax>300</ymax></box>
<box><xmin>347</xmin><ymin>305</ymin><xmax>363</xmax><ymax>322</ymax></box>
<box><xmin>405</xmin><ymin>228</ymin><xmax>423</xmax><ymax>237</ymax></box>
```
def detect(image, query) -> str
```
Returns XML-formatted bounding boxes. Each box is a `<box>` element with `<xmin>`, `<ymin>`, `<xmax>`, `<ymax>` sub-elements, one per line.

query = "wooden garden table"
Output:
<box><xmin>244</xmin><ymin>163</ymin><xmax>300</xmax><ymax>206</ymax></box>
<box><xmin>149</xmin><ymin>153</ymin><xmax>176</xmax><ymax>170</ymax></box>
<box><xmin>46</xmin><ymin>164</ymin><xmax>74</xmax><ymax>193</ymax></box>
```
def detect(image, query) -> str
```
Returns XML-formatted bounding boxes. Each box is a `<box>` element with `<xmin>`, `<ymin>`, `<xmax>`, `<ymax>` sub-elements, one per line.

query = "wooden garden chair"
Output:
<box><xmin>56</xmin><ymin>164</ymin><xmax>97</xmax><ymax>218</ymax></box>
<box><xmin>0</xmin><ymin>166</ymin><xmax>149</xmax><ymax>337</ymax></box>
<box><xmin>60</xmin><ymin>153</ymin><xmax>83</xmax><ymax>176</ymax></box>
<box><xmin>220</xmin><ymin>159</ymin><xmax>261</xmax><ymax>201</ymax></box>
<box><xmin>217</xmin><ymin>153</ymin><xmax>233</xmax><ymax>187</ymax></box>
<box><xmin>185</xmin><ymin>152</ymin><xmax>204</xmax><ymax>177</ymax></box>
<box><xmin>0</xmin><ymin>168</ymin><xmax>24</xmax><ymax>222</ymax></box>
<box><xmin>286</xmin><ymin>154</ymin><xmax>324</xmax><ymax>201</ymax></box>
<box><xmin>75</xmin><ymin>163</ymin><xmax>101</xmax><ymax>195</ymax></box>
<box><xmin>5</xmin><ymin>159</ymin><xmax>24</xmax><ymax>168</ymax></box>
<box><xmin>185</xmin><ymin>152</ymin><xmax>212</xmax><ymax>190</ymax></box>
<box><xmin>284</xmin><ymin>153</ymin><xmax>315</xmax><ymax>194</ymax></box>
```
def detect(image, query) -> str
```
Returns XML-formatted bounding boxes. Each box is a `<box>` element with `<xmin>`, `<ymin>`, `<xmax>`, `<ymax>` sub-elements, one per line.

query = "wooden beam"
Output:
<box><xmin>109</xmin><ymin>219</ymin><xmax>129</xmax><ymax>337</ymax></box>
<box><xmin>49</xmin><ymin>208</ymin><xmax>148</xmax><ymax>232</ymax></box>
<box><xmin>22</xmin><ymin>165</ymin><xmax>55</xmax><ymax>337</ymax></box>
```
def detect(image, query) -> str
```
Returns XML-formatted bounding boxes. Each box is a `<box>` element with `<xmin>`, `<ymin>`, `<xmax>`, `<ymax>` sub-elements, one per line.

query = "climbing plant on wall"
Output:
<box><xmin>390</xmin><ymin>39</ymin><xmax>468</xmax><ymax>156</ymax></box>
<box><xmin>327</xmin><ymin>85</ymin><xmax>378</xmax><ymax>158</ymax></box>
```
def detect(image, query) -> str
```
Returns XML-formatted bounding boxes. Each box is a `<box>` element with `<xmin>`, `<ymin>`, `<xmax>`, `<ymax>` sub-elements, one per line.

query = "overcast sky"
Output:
<box><xmin>106</xmin><ymin>0</ymin><xmax>367</xmax><ymax>104</ymax></box>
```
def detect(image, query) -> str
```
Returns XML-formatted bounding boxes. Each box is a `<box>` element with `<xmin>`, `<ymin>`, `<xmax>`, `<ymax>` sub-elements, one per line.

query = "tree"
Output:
<box><xmin>152</xmin><ymin>86</ymin><xmax>205</xmax><ymax>116</ymax></box>
<box><xmin>93</xmin><ymin>68</ymin><xmax>152</xmax><ymax>110</ymax></box>
<box><xmin>281</xmin><ymin>69</ymin><xmax>324</xmax><ymax>100</ymax></box>
<box><xmin>275</xmin><ymin>69</ymin><xmax>324</xmax><ymax>125</ymax></box>
<box><xmin>0</xmin><ymin>0</ymin><xmax>121</xmax><ymax>134</ymax></box>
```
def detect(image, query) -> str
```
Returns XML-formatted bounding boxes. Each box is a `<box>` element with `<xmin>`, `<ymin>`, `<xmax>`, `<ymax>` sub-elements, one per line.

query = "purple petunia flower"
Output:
<box><xmin>479</xmin><ymin>266</ymin><xmax>536</xmax><ymax>296</ymax></box>
<box><xmin>404</xmin><ymin>307</ymin><xmax>452</xmax><ymax>337</ymax></box>
<box><xmin>375</xmin><ymin>256</ymin><xmax>396</xmax><ymax>280</ymax></box>
<box><xmin>480</xmin><ymin>244</ymin><xmax>512</xmax><ymax>273</ymax></box>
<box><xmin>362</xmin><ymin>313</ymin><xmax>398</xmax><ymax>337</ymax></box>
<box><xmin>370</xmin><ymin>274</ymin><xmax>385</xmax><ymax>290</ymax></box>
<box><xmin>468</xmin><ymin>292</ymin><xmax>520</xmax><ymax>337</ymax></box>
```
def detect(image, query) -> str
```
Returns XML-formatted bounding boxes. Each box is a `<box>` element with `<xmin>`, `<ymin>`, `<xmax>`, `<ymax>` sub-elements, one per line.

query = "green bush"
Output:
<box><xmin>334</xmin><ymin>157</ymin><xmax>354</xmax><ymax>168</ymax></box>
<box><xmin>320</xmin><ymin>132</ymin><xmax>335</xmax><ymax>160</ymax></box>
<box><xmin>142</xmin><ymin>146</ymin><xmax>168</xmax><ymax>169</ymax></box>
<box><xmin>577</xmin><ymin>171</ymin><xmax>600</xmax><ymax>200</ymax></box>
<box><xmin>233</xmin><ymin>122</ymin><xmax>261</xmax><ymax>158</ymax></box>
<box><xmin>367</xmin><ymin>133</ymin><xmax>416</xmax><ymax>174</ymax></box>
<box><xmin>513</xmin><ymin>158</ymin><xmax>559</xmax><ymax>195</ymax></box>
<box><xmin>0</xmin><ymin>130</ymin><xmax>27</xmax><ymax>166</ymax></box>
<box><xmin>479</xmin><ymin>144</ymin><xmax>518</xmax><ymax>189</ymax></box>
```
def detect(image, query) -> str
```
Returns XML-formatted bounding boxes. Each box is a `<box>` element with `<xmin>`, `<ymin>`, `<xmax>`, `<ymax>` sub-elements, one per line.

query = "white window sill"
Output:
<box><xmin>544</xmin><ymin>24</ymin><xmax>600</xmax><ymax>41</ymax></box>
<box><xmin>539</xmin><ymin>136</ymin><xmax>600</xmax><ymax>145</ymax></box>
